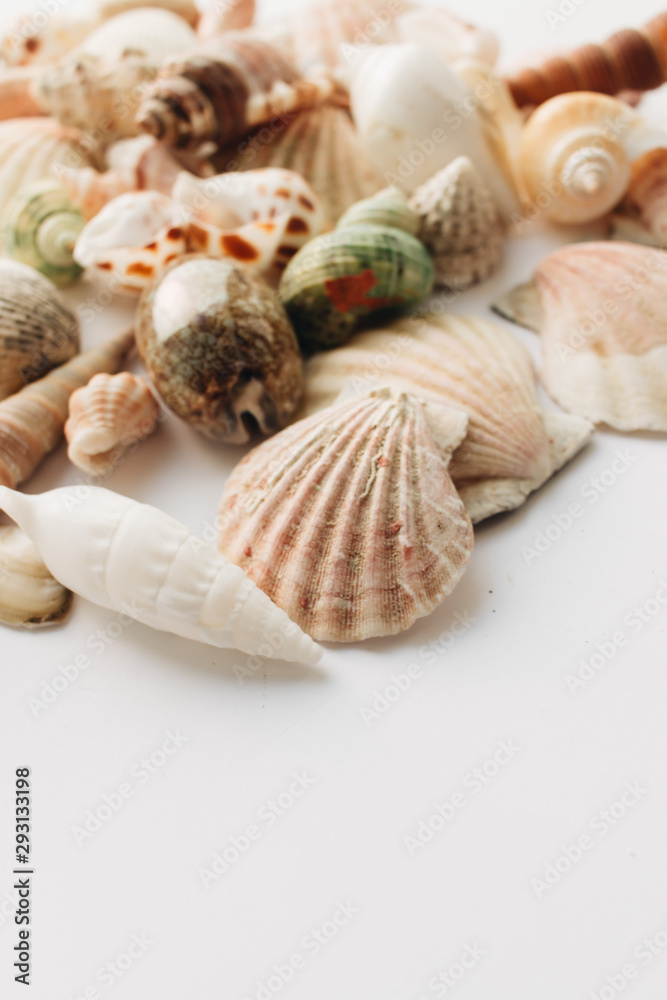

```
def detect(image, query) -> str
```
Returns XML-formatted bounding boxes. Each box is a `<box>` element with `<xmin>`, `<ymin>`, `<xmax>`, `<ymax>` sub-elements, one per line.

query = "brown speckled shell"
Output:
<box><xmin>135</xmin><ymin>255</ymin><xmax>303</xmax><ymax>443</ymax></box>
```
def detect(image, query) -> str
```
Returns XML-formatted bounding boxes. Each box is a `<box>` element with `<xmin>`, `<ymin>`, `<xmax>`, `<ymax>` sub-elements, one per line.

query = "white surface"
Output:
<box><xmin>2</xmin><ymin>1</ymin><xmax>667</xmax><ymax>999</ymax></box>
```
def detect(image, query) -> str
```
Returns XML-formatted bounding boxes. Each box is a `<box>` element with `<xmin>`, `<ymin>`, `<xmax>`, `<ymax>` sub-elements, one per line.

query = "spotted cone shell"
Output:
<box><xmin>218</xmin><ymin>387</ymin><xmax>474</xmax><ymax>642</ymax></box>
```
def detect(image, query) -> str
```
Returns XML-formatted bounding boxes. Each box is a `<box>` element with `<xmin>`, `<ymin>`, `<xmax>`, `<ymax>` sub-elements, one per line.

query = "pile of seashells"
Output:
<box><xmin>0</xmin><ymin>0</ymin><xmax>666</xmax><ymax>662</ymax></box>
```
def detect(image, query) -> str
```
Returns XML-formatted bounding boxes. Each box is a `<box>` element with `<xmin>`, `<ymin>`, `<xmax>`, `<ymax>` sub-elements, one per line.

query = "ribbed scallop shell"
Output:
<box><xmin>0</xmin><ymin>330</ymin><xmax>134</xmax><ymax>490</ymax></box>
<box><xmin>172</xmin><ymin>167</ymin><xmax>326</xmax><ymax>283</ymax></box>
<box><xmin>136</xmin><ymin>34</ymin><xmax>334</xmax><ymax>157</ymax></box>
<box><xmin>494</xmin><ymin>242</ymin><xmax>667</xmax><ymax>431</ymax></box>
<box><xmin>218</xmin><ymin>387</ymin><xmax>474</xmax><ymax>642</ymax></box>
<box><xmin>278</xmin><ymin>191</ymin><xmax>435</xmax><ymax>352</ymax></box>
<box><xmin>299</xmin><ymin>314</ymin><xmax>593</xmax><ymax>521</ymax></box>
<box><xmin>611</xmin><ymin>148</ymin><xmax>667</xmax><ymax>247</ymax></box>
<box><xmin>0</xmin><ymin>526</ymin><xmax>72</xmax><ymax>629</ymax></box>
<box><xmin>408</xmin><ymin>156</ymin><xmax>503</xmax><ymax>290</ymax></box>
<box><xmin>78</xmin><ymin>7</ymin><xmax>197</xmax><ymax>64</ymax></box>
<box><xmin>73</xmin><ymin>191</ymin><xmax>188</xmax><ymax>293</ymax></box>
<box><xmin>65</xmin><ymin>372</ymin><xmax>160</xmax><ymax>477</ymax></box>
<box><xmin>213</xmin><ymin>104</ymin><xmax>383</xmax><ymax>226</ymax></box>
<box><xmin>0</xmin><ymin>260</ymin><xmax>80</xmax><ymax>401</ymax></box>
<box><xmin>4</xmin><ymin>181</ymin><xmax>85</xmax><ymax>287</ymax></box>
<box><xmin>0</xmin><ymin>118</ymin><xmax>95</xmax><ymax>227</ymax></box>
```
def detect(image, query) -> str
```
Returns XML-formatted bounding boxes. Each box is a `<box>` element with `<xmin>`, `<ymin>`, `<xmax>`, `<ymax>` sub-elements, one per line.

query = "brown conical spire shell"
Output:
<box><xmin>135</xmin><ymin>34</ymin><xmax>334</xmax><ymax>156</ymax></box>
<box><xmin>505</xmin><ymin>12</ymin><xmax>667</xmax><ymax>108</ymax></box>
<box><xmin>0</xmin><ymin>330</ymin><xmax>134</xmax><ymax>489</ymax></box>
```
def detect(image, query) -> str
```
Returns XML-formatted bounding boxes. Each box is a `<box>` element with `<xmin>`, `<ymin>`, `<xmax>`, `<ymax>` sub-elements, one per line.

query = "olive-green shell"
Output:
<box><xmin>4</xmin><ymin>181</ymin><xmax>85</xmax><ymax>287</ymax></box>
<box><xmin>279</xmin><ymin>224</ymin><xmax>435</xmax><ymax>351</ymax></box>
<box><xmin>337</xmin><ymin>186</ymin><xmax>420</xmax><ymax>235</ymax></box>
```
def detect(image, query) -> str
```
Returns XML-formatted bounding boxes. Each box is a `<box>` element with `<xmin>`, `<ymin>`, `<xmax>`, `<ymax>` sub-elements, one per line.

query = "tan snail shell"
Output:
<box><xmin>517</xmin><ymin>92</ymin><xmax>633</xmax><ymax>225</ymax></box>
<box><xmin>65</xmin><ymin>372</ymin><xmax>161</xmax><ymax>476</ymax></box>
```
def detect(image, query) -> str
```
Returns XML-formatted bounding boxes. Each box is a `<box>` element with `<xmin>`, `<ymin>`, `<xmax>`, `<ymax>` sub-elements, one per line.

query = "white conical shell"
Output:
<box><xmin>0</xmin><ymin>485</ymin><xmax>322</xmax><ymax>665</ymax></box>
<box><xmin>73</xmin><ymin>191</ymin><xmax>187</xmax><ymax>293</ymax></box>
<box><xmin>393</xmin><ymin>8</ymin><xmax>498</xmax><ymax>67</ymax></box>
<box><xmin>409</xmin><ymin>156</ymin><xmax>503</xmax><ymax>290</ymax></box>
<box><xmin>65</xmin><ymin>372</ymin><xmax>161</xmax><ymax>476</ymax></box>
<box><xmin>0</xmin><ymin>525</ymin><xmax>72</xmax><ymax>628</ymax></box>
<box><xmin>218</xmin><ymin>386</ymin><xmax>474</xmax><ymax>642</ymax></box>
<box><xmin>497</xmin><ymin>242</ymin><xmax>667</xmax><ymax>431</ymax></box>
<box><xmin>349</xmin><ymin>44</ymin><xmax>520</xmax><ymax>220</ymax></box>
<box><xmin>299</xmin><ymin>315</ymin><xmax>593</xmax><ymax>522</ymax></box>
<box><xmin>214</xmin><ymin>105</ymin><xmax>383</xmax><ymax>226</ymax></box>
<box><xmin>78</xmin><ymin>7</ymin><xmax>197</xmax><ymax>65</ymax></box>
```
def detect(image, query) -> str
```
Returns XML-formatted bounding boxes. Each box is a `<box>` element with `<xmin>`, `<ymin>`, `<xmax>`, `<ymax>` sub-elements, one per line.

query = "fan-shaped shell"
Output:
<box><xmin>136</xmin><ymin>255</ymin><xmax>303</xmax><ymax>443</ymax></box>
<box><xmin>65</xmin><ymin>372</ymin><xmax>160</xmax><ymax>477</ymax></box>
<box><xmin>213</xmin><ymin>104</ymin><xmax>383</xmax><ymax>226</ymax></box>
<box><xmin>409</xmin><ymin>156</ymin><xmax>503</xmax><ymax>290</ymax></box>
<box><xmin>299</xmin><ymin>314</ymin><xmax>593</xmax><ymax>522</ymax></box>
<box><xmin>136</xmin><ymin>34</ymin><xmax>333</xmax><ymax>157</ymax></box>
<box><xmin>517</xmin><ymin>92</ymin><xmax>632</xmax><ymax>225</ymax></box>
<box><xmin>172</xmin><ymin>167</ymin><xmax>326</xmax><ymax>283</ymax></box>
<box><xmin>4</xmin><ymin>181</ymin><xmax>85</xmax><ymax>287</ymax></box>
<box><xmin>0</xmin><ymin>118</ymin><xmax>95</xmax><ymax>228</ymax></box>
<box><xmin>73</xmin><ymin>191</ymin><xmax>188</xmax><ymax>294</ymax></box>
<box><xmin>0</xmin><ymin>260</ymin><xmax>80</xmax><ymax>401</ymax></box>
<box><xmin>0</xmin><ymin>330</ymin><xmax>134</xmax><ymax>490</ymax></box>
<box><xmin>494</xmin><ymin>242</ymin><xmax>667</xmax><ymax>432</ymax></box>
<box><xmin>218</xmin><ymin>387</ymin><xmax>474</xmax><ymax>642</ymax></box>
<box><xmin>78</xmin><ymin>7</ymin><xmax>197</xmax><ymax>65</ymax></box>
<box><xmin>0</xmin><ymin>526</ymin><xmax>72</xmax><ymax>628</ymax></box>
<box><xmin>610</xmin><ymin>148</ymin><xmax>667</xmax><ymax>247</ymax></box>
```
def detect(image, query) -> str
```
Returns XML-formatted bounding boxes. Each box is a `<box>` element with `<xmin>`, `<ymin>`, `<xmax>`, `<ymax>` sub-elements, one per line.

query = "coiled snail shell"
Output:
<box><xmin>4</xmin><ymin>181</ymin><xmax>85</xmax><ymax>286</ymax></box>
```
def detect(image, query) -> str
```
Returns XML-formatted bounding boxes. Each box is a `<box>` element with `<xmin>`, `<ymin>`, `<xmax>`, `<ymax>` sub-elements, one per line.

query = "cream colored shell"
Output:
<box><xmin>0</xmin><ymin>526</ymin><xmax>72</xmax><ymax>629</ymax></box>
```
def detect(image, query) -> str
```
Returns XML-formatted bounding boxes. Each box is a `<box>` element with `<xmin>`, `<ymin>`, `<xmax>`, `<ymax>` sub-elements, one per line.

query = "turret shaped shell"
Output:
<box><xmin>517</xmin><ymin>92</ymin><xmax>632</xmax><ymax>225</ymax></box>
<box><xmin>65</xmin><ymin>372</ymin><xmax>161</xmax><ymax>477</ymax></box>
<box><xmin>136</xmin><ymin>34</ymin><xmax>333</xmax><ymax>157</ymax></box>
<box><xmin>278</xmin><ymin>187</ymin><xmax>435</xmax><ymax>352</ymax></box>
<box><xmin>0</xmin><ymin>260</ymin><xmax>80</xmax><ymax>401</ymax></box>
<box><xmin>0</xmin><ymin>330</ymin><xmax>134</xmax><ymax>489</ymax></box>
<box><xmin>73</xmin><ymin>191</ymin><xmax>188</xmax><ymax>294</ymax></box>
<box><xmin>4</xmin><ymin>181</ymin><xmax>85</xmax><ymax>287</ymax></box>
<box><xmin>493</xmin><ymin>242</ymin><xmax>667</xmax><ymax>432</ymax></box>
<box><xmin>0</xmin><ymin>484</ymin><xmax>322</xmax><ymax>665</ymax></box>
<box><xmin>218</xmin><ymin>387</ymin><xmax>474</xmax><ymax>642</ymax></box>
<box><xmin>136</xmin><ymin>255</ymin><xmax>303</xmax><ymax>443</ymax></box>
<box><xmin>409</xmin><ymin>157</ymin><xmax>503</xmax><ymax>290</ymax></box>
<box><xmin>0</xmin><ymin>526</ymin><xmax>73</xmax><ymax>629</ymax></box>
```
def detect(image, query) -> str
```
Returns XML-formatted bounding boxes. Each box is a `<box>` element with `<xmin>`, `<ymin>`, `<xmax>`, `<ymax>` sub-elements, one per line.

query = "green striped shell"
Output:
<box><xmin>337</xmin><ymin>186</ymin><xmax>420</xmax><ymax>235</ymax></box>
<box><xmin>279</xmin><ymin>224</ymin><xmax>435</xmax><ymax>352</ymax></box>
<box><xmin>4</xmin><ymin>181</ymin><xmax>85</xmax><ymax>286</ymax></box>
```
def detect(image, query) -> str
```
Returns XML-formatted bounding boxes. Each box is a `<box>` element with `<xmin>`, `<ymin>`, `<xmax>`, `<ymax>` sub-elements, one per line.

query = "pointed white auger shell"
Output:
<box><xmin>0</xmin><ymin>485</ymin><xmax>322</xmax><ymax>665</ymax></box>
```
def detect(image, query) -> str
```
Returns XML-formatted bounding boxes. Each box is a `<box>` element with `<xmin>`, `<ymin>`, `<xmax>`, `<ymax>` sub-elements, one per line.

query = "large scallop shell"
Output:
<box><xmin>299</xmin><ymin>314</ymin><xmax>593</xmax><ymax>522</ymax></box>
<box><xmin>4</xmin><ymin>181</ymin><xmax>85</xmax><ymax>287</ymax></box>
<box><xmin>73</xmin><ymin>191</ymin><xmax>188</xmax><ymax>294</ymax></box>
<box><xmin>218</xmin><ymin>387</ymin><xmax>474</xmax><ymax>642</ymax></box>
<box><xmin>0</xmin><ymin>118</ymin><xmax>96</xmax><ymax>226</ymax></box>
<box><xmin>65</xmin><ymin>372</ymin><xmax>161</xmax><ymax>477</ymax></box>
<box><xmin>0</xmin><ymin>330</ymin><xmax>134</xmax><ymax>490</ymax></box>
<box><xmin>493</xmin><ymin>242</ymin><xmax>667</xmax><ymax>432</ymax></box>
<box><xmin>212</xmin><ymin>104</ymin><xmax>383</xmax><ymax>226</ymax></box>
<box><xmin>0</xmin><ymin>260</ymin><xmax>80</xmax><ymax>401</ymax></box>
<box><xmin>0</xmin><ymin>525</ymin><xmax>72</xmax><ymax>629</ymax></box>
<box><xmin>136</xmin><ymin>255</ymin><xmax>303</xmax><ymax>443</ymax></box>
<box><xmin>136</xmin><ymin>34</ymin><xmax>334</xmax><ymax>157</ymax></box>
<box><xmin>408</xmin><ymin>156</ymin><xmax>503</xmax><ymax>291</ymax></box>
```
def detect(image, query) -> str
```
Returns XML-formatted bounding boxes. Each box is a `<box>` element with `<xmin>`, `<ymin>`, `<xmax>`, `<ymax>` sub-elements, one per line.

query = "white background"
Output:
<box><xmin>2</xmin><ymin>1</ymin><xmax>667</xmax><ymax>998</ymax></box>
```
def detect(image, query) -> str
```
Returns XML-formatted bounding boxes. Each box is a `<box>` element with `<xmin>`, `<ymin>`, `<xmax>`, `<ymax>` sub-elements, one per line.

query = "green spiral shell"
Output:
<box><xmin>4</xmin><ymin>181</ymin><xmax>85</xmax><ymax>287</ymax></box>
<box><xmin>337</xmin><ymin>186</ymin><xmax>420</xmax><ymax>235</ymax></box>
<box><xmin>279</xmin><ymin>224</ymin><xmax>435</xmax><ymax>352</ymax></box>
